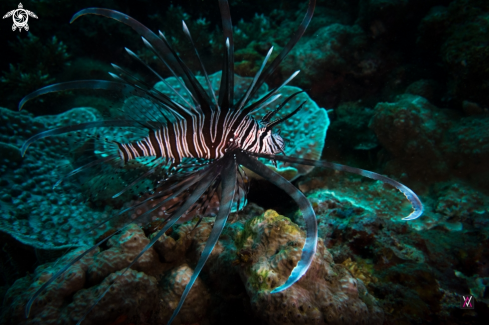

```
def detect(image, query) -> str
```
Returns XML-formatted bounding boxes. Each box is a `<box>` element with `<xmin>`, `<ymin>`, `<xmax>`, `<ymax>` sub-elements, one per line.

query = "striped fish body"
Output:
<box><xmin>114</xmin><ymin>112</ymin><xmax>285</xmax><ymax>165</ymax></box>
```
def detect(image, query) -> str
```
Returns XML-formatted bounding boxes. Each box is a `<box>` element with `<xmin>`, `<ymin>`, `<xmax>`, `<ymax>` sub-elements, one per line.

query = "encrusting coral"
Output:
<box><xmin>0</xmin><ymin>106</ymin><xmax>111</xmax><ymax>249</ymax></box>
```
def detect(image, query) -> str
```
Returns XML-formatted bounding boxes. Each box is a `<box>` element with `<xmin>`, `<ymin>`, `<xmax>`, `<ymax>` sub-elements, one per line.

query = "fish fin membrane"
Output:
<box><xmin>238</xmin><ymin>151</ymin><xmax>317</xmax><ymax>293</ymax></box>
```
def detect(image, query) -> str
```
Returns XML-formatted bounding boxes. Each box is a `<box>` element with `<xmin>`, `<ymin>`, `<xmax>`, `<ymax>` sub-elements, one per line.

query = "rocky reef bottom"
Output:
<box><xmin>1</xmin><ymin>172</ymin><xmax>488</xmax><ymax>324</ymax></box>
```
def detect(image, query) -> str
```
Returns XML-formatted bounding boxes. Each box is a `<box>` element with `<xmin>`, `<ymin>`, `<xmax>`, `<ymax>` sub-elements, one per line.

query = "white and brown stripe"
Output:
<box><xmin>114</xmin><ymin>111</ymin><xmax>285</xmax><ymax>165</ymax></box>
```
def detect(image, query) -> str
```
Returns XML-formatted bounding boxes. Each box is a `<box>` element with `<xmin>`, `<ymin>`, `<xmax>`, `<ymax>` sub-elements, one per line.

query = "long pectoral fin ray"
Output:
<box><xmin>250</xmin><ymin>152</ymin><xmax>424</xmax><ymax>221</ymax></box>
<box><xmin>20</xmin><ymin>120</ymin><xmax>144</xmax><ymax>157</ymax></box>
<box><xmin>19</xmin><ymin>80</ymin><xmax>148</xmax><ymax>111</ymax></box>
<box><xmin>168</xmin><ymin>158</ymin><xmax>236</xmax><ymax>324</ymax></box>
<box><xmin>74</xmin><ymin>162</ymin><xmax>222</xmax><ymax>325</ymax></box>
<box><xmin>238</xmin><ymin>152</ymin><xmax>317</xmax><ymax>293</ymax></box>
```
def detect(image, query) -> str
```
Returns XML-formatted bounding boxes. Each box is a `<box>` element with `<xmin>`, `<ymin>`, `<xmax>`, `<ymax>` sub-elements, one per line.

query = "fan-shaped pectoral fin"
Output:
<box><xmin>168</xmin><ymin>157</ymin><xmax>237</xmax><ymax>324</ymax></box>
<box><xmin>237</xmin><ymin>151</ymin><xmax>317</xmax><ymax>293</ymax></box>
<box><xmin>72</xmin><ymin>162</ymin><xmax>222</xmax><ymax>325</ymax></box>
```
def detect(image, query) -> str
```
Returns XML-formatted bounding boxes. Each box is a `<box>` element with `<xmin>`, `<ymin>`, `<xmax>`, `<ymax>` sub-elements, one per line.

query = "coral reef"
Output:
<box><xmin>281</xmin><ymin>23</ymin><xmax>371</xmax><ymax>95</ymax></box>
<box><xmin>1</xmin><ymin>208</ymin><xmax>386</xmax><ymax>325</ymax></box>
<box><xmin>369</xmin><ymin>94</ymin><xmax>489</xmax><ymax>187</ymax></box>
<box><xmin>2</xmin><ymin>225</ymin><xmax>160</xmax><ymax>325</ymax></box>
<box><xmin>235</xmin><ymin>210</ymin><xmax>384</xmax><ymax>324</ymax></box>
<box><xmin>417</xmin><ymin>0</ymin><xmax>489</xmax><ymax>108</ymax></box>
<box><xmin>404</xmin><ymin>79</ymin><xmax>441</xmax><ymax>104</ymax></box>
<box><xmin>0</xmin><ymin>106</ymin><xmax>110</xmax><ymax>249</ymax></box>
<box><xmin>295</xmin><ymin>163</ymin><xmax>489</xmax><ymax>323</ymax></box>
<box><xmin>2</xmin><ymin>1</ymin><xmax>489</xmax><ymax>324</ymax></box>
<box><xmin>435</xmin><ymin>183</ymin><xmax>488</xmax><ymax>220</ymax></box>
<box><xmin>0</xmin><ymin>65</ymin><xmax>327</xmax><ymax>249</ymax></box>
<box><xmin>327</xmin><ymin>101</ymin><xmax>378</xmax><ymax>150</ymax></box>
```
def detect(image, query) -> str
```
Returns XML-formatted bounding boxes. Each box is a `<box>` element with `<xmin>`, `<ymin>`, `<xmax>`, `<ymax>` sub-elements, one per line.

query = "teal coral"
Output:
<box><xmin>0</xmin><ymin>107</ymin><xmax>110</xmax><ymax>249</ymax></box>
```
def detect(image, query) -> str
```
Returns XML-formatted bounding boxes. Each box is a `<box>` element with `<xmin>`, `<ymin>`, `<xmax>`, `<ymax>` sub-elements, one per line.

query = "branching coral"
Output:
<box><xmin>1</xmin><ymin>65</ymin><xmax>54</xmax><ymax>98</ymax></box>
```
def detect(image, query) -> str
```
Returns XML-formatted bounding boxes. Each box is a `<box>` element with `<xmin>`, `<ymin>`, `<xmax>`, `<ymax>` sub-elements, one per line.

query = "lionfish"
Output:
<box><xmin>18</xmin><ymin>0</ymin><xmax>423</xmax><ymax>324</ymax></box>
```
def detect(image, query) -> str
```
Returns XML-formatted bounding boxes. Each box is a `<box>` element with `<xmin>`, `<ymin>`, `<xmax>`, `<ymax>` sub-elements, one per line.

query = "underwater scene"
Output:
<box><xmin>0</xmin><ymin>0</ymin><xmax>488</xmax><ymax>324</ymax></box>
